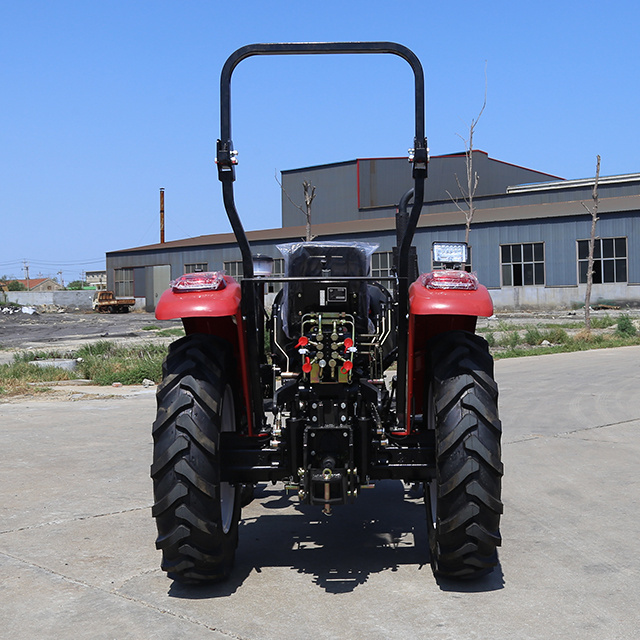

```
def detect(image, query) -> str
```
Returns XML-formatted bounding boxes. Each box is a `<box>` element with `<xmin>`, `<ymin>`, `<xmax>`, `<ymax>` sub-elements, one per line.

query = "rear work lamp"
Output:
<box><xmin>432</xmin><ymin>241</ymin><xmax>469</xmax><ymax>266</ymax></box>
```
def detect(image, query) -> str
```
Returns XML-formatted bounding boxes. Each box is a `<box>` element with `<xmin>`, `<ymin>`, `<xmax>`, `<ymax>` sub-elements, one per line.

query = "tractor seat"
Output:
<box><xmin>277</xmin><ymin>241</ymin><xmax>378</xmax><ymax>336</ymax></box>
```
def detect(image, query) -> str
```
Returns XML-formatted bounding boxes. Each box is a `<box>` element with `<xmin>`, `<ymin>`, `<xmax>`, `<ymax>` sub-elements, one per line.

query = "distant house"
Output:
<box><xmin>14</xmin><ymin>278</ymin><xmax>64</xmax><ymax>292</ymax></box>
<box><xmin>85</xmin><ymin>270</ymin><xmax>107</xmax><ymax>290</ymax></box>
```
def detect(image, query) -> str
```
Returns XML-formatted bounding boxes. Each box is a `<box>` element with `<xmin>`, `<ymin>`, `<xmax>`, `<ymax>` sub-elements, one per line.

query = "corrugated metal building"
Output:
<box><xmin>106</xmin><ymin>151</ymin><xmax>640</xmax><ymax>310</ymax></box>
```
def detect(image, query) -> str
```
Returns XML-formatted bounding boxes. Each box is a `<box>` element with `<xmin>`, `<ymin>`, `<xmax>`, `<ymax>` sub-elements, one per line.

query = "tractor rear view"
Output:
<box><xmin>150</xmin><ymin>42</ymin><xmax>503</xmax><ymax>584</ymax></box>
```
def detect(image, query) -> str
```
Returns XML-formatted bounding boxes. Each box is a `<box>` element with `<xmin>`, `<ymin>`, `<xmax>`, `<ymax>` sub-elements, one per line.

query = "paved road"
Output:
<box><xmin>1</xmin><ymin>347</ymin><xmax>639</xmax><ymax>639</ymax></box>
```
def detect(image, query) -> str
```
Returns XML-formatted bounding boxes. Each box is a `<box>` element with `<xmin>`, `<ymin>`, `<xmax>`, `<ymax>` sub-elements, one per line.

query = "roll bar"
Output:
<box><xmin>215</xmin><ymin>42</ymin><xmax>428</xmax><ymax>430</ymax></box>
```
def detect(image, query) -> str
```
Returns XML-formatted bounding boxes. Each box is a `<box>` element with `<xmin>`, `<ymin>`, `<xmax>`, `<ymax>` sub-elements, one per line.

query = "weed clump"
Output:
<box><xmin>506</xmin><ymin>331</ymin><xmax>520</xmax><ymax>350</ymax></box>
<box><xmin>157</xmin><ymin>327</ymin><xmax>185</xmax><ymax>338</ymax></box>
<box><xmin>591</xmin><ymin>314</ymin><xmax>616</xmax><ymax>329</ymax></box>
<box><xmin>544</xmin><ymin>327</ymin><xmax>569</xmax><ymax>344</ymax></box>
<box><xmin>524</xmin><ymin>326</ymin><xmax>543</xmax><ymax>345</ymax></box>
<box><xmin>616</xmin><ymin>314</ymin><xmax>637</xmax><ymax>337</ymax></box>
<box><xmin>0</xmin><ymin>361</ymin><xmax>77</xmax><ymax>396</ymax></box>
<box><xmin>76</xmin><ymin>342</ymin><xmax>166</xmax><ymax>385</ymax></box>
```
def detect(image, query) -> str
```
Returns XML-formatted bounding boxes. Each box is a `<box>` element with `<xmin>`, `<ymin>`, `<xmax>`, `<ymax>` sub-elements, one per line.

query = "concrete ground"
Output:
<box><xmin>1</xmin><ymin>347</ymin><xmax>639</xmax><ymax>639</ymax></box>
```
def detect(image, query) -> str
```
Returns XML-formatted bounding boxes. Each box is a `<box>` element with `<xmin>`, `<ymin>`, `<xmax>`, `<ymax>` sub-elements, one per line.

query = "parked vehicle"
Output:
<box><xmin>151</xmin><ymin>42</ymin><xmax>502</xmax><ymax>584</ymax></box>
<box><xmin>92</xmin><ymin>290</ymin><xmax>134</xmax><ymax>313</ymax></box>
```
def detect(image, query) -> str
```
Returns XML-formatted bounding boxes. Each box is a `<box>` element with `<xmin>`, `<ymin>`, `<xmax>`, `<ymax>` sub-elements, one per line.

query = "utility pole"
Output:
<box><xmin>23</xmin><ymin>260</ymin><xmax>30</xmax><ymax>290</ymax></box>
<box><xmin>57</xmin><ymin>270</ymin><xmax>64</xmax><ymax>288</ymax></box>
<box><xmin>160</xmin><ymin>188</ymin><xmax>165</xmax><ymax>244</ymax></box>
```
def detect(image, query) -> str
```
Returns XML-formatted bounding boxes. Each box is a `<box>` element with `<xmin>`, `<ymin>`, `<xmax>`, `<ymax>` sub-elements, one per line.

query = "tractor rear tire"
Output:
<box><xmin>151</xmin><ymin>333</ymin><xmax>241</xmax><ymax>583</ymax></box>
<box><xmin>425</xmin><ymin>330</ymin><xmax>503</xmax><ymax>579</ymax></box>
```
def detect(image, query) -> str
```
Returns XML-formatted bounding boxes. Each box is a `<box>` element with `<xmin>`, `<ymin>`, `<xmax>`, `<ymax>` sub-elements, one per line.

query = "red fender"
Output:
<box><xmin>409</xmin><ymin>277</ymin><xmax>493</xmax><ymax>317</ymax></box>
<box><xmin>155</xmin><ymin>277</ymin><xmax>241</xmax><ymax>319</ymax></box>
<box><xmin>403</xmin><ymin>272</ymin><xmax>494</xmax><ymax>436</ymax></box>
<box><xmin>154</xmin><ymin>277</ymin><xmax>254</xmax><ymax>435</ymax></box>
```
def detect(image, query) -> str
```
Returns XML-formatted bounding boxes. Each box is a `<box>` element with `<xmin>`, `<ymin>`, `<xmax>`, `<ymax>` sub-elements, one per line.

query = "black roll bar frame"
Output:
<box><xmin>216</xmin><ymin>42</ymin><xmax>428</xmax><ymax>431</ymax></box>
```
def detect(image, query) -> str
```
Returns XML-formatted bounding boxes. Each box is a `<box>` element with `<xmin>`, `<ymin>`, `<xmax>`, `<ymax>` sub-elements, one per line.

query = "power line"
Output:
<box><xmin>0</xmin><ymin>258</ymin><xmax>105</xmax><ymax>267</ymax></box>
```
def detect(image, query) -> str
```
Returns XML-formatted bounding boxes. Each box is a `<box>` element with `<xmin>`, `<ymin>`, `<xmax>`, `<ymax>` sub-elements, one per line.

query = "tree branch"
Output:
<box><xmin>274</xmin><ymin>170</ymin><xmax>306</xmax><ymax>216</ymax></box>
<box><xmin>275</xmin><ymin>171</ymin><xmax>316</xmax><ymax>241</ymax></box>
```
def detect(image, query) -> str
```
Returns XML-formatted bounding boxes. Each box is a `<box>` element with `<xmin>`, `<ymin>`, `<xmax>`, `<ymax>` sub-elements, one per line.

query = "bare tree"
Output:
<box><xmin>275</xmin><ymin>172</ymin><xmax>316</xmax><ymax>241</ymax></box>
<box><xmin>447</xmin><ymin>65</ymin><xmax>488</xmax><ymax>247</ymax></box>
<box><xmin>581</xmin><ymin>155</ymin><xmax>601</xmax><ymax>332</ymax></box>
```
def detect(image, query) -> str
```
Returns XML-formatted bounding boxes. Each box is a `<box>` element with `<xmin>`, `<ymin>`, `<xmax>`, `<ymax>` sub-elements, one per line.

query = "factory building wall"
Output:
<box><xmin>107</xmin><ymin>207</ymin><xmax>640</xmax><ymax>311</ymax></box>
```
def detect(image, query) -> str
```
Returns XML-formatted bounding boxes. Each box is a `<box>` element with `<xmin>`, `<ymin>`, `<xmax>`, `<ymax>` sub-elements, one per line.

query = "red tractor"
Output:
<box><xmin>151</xmin><ymin>42</ymin><xmax>502</xmax><ymax>583</ymax></box>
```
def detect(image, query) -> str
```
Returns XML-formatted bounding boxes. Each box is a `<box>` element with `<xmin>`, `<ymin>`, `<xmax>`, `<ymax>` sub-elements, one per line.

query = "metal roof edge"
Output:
<box><xmin>108</xmin><ymin>195</ymin><xmax>640</xmax><ymax>257</ymax></box>
<box><xmin>507</xmin><ymin>173</ymin><xmax>640</xmax><ymax>194</ymax></box>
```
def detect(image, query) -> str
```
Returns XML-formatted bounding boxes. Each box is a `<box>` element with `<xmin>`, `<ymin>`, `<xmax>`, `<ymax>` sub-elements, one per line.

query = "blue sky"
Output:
<box><xmin>1</xmin><ymin>1</ymin><xmax>638</xmax><ymax>284</ymax></box>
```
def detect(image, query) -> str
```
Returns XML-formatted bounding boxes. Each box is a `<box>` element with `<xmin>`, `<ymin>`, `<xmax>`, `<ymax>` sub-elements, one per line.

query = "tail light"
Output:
<box><xmin>171</xmin><ymin>271</ymin><xmax>227</xmax><ymax>292</ymax></box>
<box><xmin>421</xmin><ymin>270</ymin><xmax>478</xmax><ymax>291</ymax></box>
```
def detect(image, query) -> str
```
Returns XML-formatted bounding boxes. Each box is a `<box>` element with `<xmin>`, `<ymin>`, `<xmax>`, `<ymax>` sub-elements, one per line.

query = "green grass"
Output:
<box><xmin>523</xmin><ymin>326</ymin><xmax>543</xmax><ymax>345</ymax></box>
<box><xmin>0</xmin><ymin>340</ymin><xmax>171</xmax><ymax>396</ymax></box>
<box><xmin>157</xmin><ymin>327</ymin><xmax>185</xmax><ymax>338</ymax></box>
<box><xmin>591</xmin><ymin>314</ymin><xmax>617</xmax><ymax>329</ymax></box>
<box><xmin>12</xmin><ymin>349</ymin><xmax>77</xmax><ymax>363</ymax></box>
<box><xmin>140</xmin><ymin>324</ymin><xmax>184</xmax><ymax>337</ymax></box>
<box><xmin>499</xmin><ymin>325</ymin><xmax>570</xmax><ymax>351</ymax></box>
<box><xmin>75</xmin><ymin>341</ymin><xmax>167</xmax><ymax>385</ymax></box>
<box><xmin>479</xmin><ymin>321</ymin><xmax>529</xmax><ymax>334</ymax></box>
<box><xmin>494</xmin><ymin>331</ymin><xmax>640</xmax><ymax>359</ymax></box>
<box><xmin>616</xmin><ymin>314</ymin><xmax>637</xmax><ymax>337</ymax></box>
<box><xmin>503</xmin><ymin>330</ymin><xmax>520</xmax><ymax>350</ymax></box>
<box><xmin>0</xmin><ymin>361</ymin><xmax>79</xmax><ymax>396</ymax></box>
<box><xmin>539</xmin><ymin>320</ymin><xmax>583</xmax><ymax>329</ymax></box>
<box><xmin>479</xmin><ymin>312</ymin><xmax>638</xmax><ymax>359</ymax></box>
<box><xmin>483</xmin><ymin>313</ymin><xmax>640</xmax><ymax>359</ymax></box>
<box><xmin>0</xmin><ymin>301</ymin><xmax>21</xmax><ymax>310</ymax></box>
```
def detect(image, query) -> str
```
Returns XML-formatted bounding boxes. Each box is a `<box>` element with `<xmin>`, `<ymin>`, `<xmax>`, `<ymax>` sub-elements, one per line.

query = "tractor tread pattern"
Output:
<box><xmin>428</xmin><ymin>330</ymin><xmax>503</xmax><ymax>579</ymax></box>
<box><xmin>151</xmin><ymin>333</ymin><xmax>240</xmax><ymax>584</ymax></box>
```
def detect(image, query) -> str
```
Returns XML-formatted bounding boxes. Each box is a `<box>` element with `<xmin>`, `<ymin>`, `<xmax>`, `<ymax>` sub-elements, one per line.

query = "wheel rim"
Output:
<box><xmin>220</xmin><ymin>384</ymin><xmax>236</xmax><ymax>534</ymax></box>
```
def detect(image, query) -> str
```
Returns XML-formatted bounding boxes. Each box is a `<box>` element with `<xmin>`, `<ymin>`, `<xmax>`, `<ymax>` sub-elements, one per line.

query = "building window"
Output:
<box><xmin>223</xmin><ymin>261</ymin><xmax>243</xmax><ymax>281</ymax></box>
<box><xmin>114</xmin><ymin>268</ymin><xmax>134</xmax><ymax>297</ymax></box>
<box><xmin>185</xmin><ymin>262</ymin><xmax>208</xmax><ymax>273</ymax></box>
<box><xmin>269</xmin><ymin>258</ymin><xmax>284</xmax><ymax>294</ymax></box>
<box><xmin>372</xmin><ymin>251</ymin><xmax>393</xmax><ymax>279</ymax></box>
<box><xmin>501</xmin><ymin>242</ymin><xmax>544</xmax><ymax>286</ymax></box>
<box><xmin>224</xmin><ymin>258</ymin><xmax>284</xmax><ymax>293</ymax></box>
<box><xmin>578</xmin><ymin>237</ymin><xmax>627</xmax><ymax>283</ymax></box>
